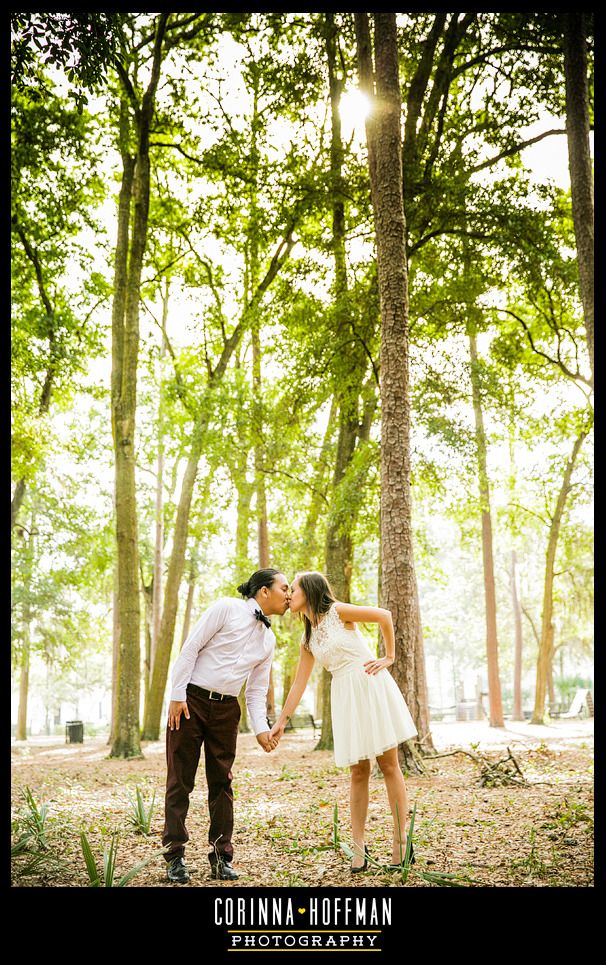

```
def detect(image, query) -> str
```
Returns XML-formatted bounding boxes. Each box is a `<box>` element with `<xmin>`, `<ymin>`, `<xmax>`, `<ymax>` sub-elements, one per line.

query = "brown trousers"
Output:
<box><xmin>162</xmin><ymin>685</ymin><xmax>241</xmax><ymax>865</ymax></box>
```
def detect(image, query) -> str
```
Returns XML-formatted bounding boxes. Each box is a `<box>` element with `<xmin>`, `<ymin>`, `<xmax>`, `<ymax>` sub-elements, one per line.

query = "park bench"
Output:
<box><xmin>560</xmin><ymin>688</ymin><xmax>593</xmax><ymax>719</ymax></box>
<box><xmin>267</xmin><ymin>713</ymin><xmax>321</xmax><ymax>737</ymax></box>
<box><xmin>428</xmin><ymin>704</ymin><xmax>456</xmax><ymax>721</ymax></box>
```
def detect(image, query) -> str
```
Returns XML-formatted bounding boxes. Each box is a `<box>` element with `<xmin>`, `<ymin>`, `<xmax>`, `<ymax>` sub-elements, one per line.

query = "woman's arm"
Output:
<box><xmin>269</xmin><ymin>642</ymin><xmax>315</xmax><ymax>741</ymax></box>
<box><xmin>334</xmin><ymin>601</ymin><xmax>395</xmax><ymax>674</ymax></box>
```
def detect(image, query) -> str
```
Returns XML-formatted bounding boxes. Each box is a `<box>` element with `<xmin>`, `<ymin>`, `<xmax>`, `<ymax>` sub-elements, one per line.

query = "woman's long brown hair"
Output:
<box><xmin>297</xmin><ymin>571</ymin><xmax>337</xmax><ymax>650</ymax></box>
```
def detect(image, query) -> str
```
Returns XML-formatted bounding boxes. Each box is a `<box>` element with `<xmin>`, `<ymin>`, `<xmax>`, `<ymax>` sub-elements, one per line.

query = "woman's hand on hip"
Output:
<box><xmin>363</xmin><ymin>656</ymin><xmax>394</xmax><ymax>675</ymax></box>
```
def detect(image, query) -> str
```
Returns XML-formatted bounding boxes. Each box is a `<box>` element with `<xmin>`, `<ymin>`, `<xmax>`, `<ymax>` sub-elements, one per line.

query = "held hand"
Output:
<box><xmin>168</xmin><ymin>700</ymin><xmax>190</xmax><ymax>731</ymax></box>
<box><xmin>269</xmin><ymin>721</ymin><xmax>286</xmax><ymax>744</ymax></box>
<box><xmin>256</xmin><ymin>731</ymin><xmax>278</xmax><ymax>753</ymax></box>
<box><xmin>363</xmin><ymin>656</ymin><xmax>394</xmax><ymax>675</ymax></box>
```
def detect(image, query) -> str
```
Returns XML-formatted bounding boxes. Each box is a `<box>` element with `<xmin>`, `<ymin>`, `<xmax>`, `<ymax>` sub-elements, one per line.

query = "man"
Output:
<box><xmin>162</xmin><ymin>567</ymin><xmax>290</xmax><ymax>883</ymax></box>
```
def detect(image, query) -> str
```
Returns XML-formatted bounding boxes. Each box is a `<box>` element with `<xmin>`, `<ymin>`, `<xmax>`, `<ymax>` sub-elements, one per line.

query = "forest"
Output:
<box><xmin>11</xmin><ymin>12</ymin><xmax>593</xmax><ymax>889</ymax></box>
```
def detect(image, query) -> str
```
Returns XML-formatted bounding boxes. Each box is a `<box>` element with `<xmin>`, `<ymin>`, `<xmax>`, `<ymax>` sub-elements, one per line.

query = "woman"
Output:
<box><xmin>269</xmin><ymin>571</ymin><xmax>418</xmax><ymax>872</ymax></box>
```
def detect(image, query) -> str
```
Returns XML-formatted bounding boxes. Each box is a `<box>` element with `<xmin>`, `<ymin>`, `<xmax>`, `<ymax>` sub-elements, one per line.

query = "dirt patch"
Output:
<box><xmin>11</xmin><ymin>721</ymin><xmax>594</xmax><ymax>888</ymax></box>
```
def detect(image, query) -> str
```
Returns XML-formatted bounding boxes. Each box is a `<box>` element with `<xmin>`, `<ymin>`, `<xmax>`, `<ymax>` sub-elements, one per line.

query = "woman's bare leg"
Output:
<box><xmin>375</xmin><ymin>747</ymin><xmax>410</xmax><ymax>863</ymax></box>
<box><xmin>349</xmin><ymin>759</ymin><xmax>371</xmax><ymax>868</ymax></box>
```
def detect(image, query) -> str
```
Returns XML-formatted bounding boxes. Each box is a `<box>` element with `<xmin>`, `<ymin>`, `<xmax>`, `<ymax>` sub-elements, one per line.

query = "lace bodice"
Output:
<box><xmin>309</xmin><ymin>603</ymin><xmax>375</xmax><ymax>673</ymax></box>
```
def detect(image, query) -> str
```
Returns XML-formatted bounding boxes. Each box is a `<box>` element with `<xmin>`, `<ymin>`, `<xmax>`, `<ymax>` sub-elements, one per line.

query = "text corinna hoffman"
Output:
<box><xmin>214</xmin><ymin>896</ymin><xmax>392</xmax><ymax>926</ymax></box>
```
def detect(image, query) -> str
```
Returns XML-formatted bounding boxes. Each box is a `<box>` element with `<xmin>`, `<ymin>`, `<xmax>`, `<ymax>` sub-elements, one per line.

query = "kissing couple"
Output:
<box><xmin>162</xmin><ymin>567</ymin><xmax>418</xmax><ymax>884</ymax></box>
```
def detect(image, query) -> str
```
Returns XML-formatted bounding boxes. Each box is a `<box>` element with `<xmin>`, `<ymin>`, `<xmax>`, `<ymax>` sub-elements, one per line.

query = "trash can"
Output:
<box><xmin>65</xmin><ymin>720</ymin><xmax>84</xmax><ymax>744</ymax></box>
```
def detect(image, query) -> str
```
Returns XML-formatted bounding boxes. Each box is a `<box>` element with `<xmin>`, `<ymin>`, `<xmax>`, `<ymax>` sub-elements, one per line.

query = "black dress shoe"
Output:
<box><xmin>210</xmin><ymin>859</ymin><xmax>240</xmax><ymax>881</ymax></box>
<box><xmin>351</xmin><ymin>845</ymin><xmax>369</xmax><ymax>874</ymax></box>
<box><xmin>389</xmin><ymin>842</ymin><xmax>415</xmax><ymax>868</ymax></box>
<box><xmin>167</xmin><ymin>856</ymin><xmax>190</xmax><ymax>883</ymax></box>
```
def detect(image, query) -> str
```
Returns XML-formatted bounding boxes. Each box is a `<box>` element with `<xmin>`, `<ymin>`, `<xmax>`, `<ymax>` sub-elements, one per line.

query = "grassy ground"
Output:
<box><xmin>11</xmin><ymin>718</ymin><xmax>594</xmax><ymax>887</ymax></box>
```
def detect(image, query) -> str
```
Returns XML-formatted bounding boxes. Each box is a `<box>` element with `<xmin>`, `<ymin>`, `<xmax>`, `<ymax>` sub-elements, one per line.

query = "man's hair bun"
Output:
<box><xmin>236</xmin><ymin>568</ymin><xmax>280</xmax><ymax>599</ymax></box>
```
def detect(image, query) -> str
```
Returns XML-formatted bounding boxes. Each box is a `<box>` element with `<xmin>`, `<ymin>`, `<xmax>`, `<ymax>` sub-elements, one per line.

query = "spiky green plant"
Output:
<box><xmin>128</xmin><ymin>786</ymin><xmax>156</xmax><ymax>836</ymax></box>
<box><xmin>22</xmin><ymin>786</ymin><xmax>49</xmax><ymax>850</ymax></box>
<box><xmin>80</xmin><ymin>831</ymin><xmax>165</xmax><ymax>887</ymax></box>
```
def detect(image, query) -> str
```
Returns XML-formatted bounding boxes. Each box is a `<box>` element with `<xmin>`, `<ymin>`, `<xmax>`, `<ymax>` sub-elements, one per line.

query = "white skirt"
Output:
<box><xmin>330</xmin><ymin>663</ymin><xmax>418</xmax><ymax>768</ymax></box>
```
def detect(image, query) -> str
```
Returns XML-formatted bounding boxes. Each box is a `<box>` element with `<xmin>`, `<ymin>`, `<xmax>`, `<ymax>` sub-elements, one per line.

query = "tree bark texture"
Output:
<box><xmin>563</xmin><ymin>13</ymin><xmax>594</xmax><ymax>382</ymax></box>
<box><xmin>110</xmin><ymin>14</ymin><xmax>169</xmax><ymax>758</ymax></box>
<box><xmin>356</xmin><ymin>12</ymin><xmax>433</xmax><ymax>768</ymax></box>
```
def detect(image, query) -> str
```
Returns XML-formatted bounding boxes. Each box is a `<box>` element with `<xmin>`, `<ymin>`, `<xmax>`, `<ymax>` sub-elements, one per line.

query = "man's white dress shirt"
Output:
<box><xmin>170</xmin><ymin>596</ymin><xmax>275</xmax><ymax>736</ymax></box>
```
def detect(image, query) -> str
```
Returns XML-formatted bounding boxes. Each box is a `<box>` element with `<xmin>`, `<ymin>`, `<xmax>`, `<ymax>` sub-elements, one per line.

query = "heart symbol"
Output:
<box><xmin>298</xmin><ymin>907</ymin><xmax>306</xmax><ymax>914</ymax></box>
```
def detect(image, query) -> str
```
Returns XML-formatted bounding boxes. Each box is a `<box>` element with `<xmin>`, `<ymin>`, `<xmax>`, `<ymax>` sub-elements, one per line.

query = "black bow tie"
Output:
<box><xmin>254</xmin><ymin>608</ymin><xmax>271</xmax><ymax>629</ymax></box>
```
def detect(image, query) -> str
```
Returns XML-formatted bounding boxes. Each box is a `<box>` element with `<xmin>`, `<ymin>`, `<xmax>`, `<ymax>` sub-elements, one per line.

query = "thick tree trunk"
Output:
<box><xmin>511</xmin><ymin>550</ymin><xmax>524</xmax><ymax>721</ymax></box>
<box><xmin>110</xmin><ymin>15</ymin><xmax>169</xmax><ymax>759</ymax></box>
<box><xmin>355</xmin><ymin>12</ymin><xmax>432</xmax><ymax>770</ymax></box>
<box><xmin>532</xmin><ymin>427</ymin><xmax>588</xmax><ymax>723</ymax></box>
<box><xmin>317</xmin><ymin>14</ymin><xmax>375</xmax><ymax>753</ymax></box>
<box><xmin>564</xmin><ymin>13</ymin><xmax>594</xmax><ymax>381</ymax></box>
<box><xmin>108</xmin><ymin>559</ymin><xmax>120</xmax><ymax>745</ymax></box>
<box><xmin>468</xmin><ymin>331</ymin><xmax>505</xmax><ymax>727</ymax></box>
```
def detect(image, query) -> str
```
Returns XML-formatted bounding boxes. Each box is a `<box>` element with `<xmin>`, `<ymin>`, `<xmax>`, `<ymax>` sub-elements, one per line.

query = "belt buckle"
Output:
<box><xmin>208</xmin><ymin>690</ymin><xmax>221</xmax><ymax>701</ymax></box>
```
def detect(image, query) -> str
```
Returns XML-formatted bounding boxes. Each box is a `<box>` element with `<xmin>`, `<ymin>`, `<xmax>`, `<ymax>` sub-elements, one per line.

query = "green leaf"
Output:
<box><xmin>115</xmin><ymin>849</ymin><xmax>166</xmax><ymax>888</ymax></box>
<box><xmin>80</xmin><ymin>831</ymin><xmax>100</xmax><ymax>887</ymax></box>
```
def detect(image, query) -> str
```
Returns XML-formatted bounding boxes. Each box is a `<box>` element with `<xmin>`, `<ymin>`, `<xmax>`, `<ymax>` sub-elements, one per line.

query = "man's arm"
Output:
<box><xmin>167</xmin><ymin>599</ymin><xmax>231</xmax><ymax>730</ymax></box>
<box><xmin>245</xmin><ymin>639</ymin><xmax>276</xmax><ymax>751</ymax></box>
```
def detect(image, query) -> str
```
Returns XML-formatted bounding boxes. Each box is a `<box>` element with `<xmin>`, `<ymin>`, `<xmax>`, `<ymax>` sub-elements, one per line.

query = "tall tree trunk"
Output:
<box><xmin>564</xmin><ymin>13</ymin><xmax>594</xmax><ymax>382</ymax></box>
<box><xmin>180</xmin><ymin>559</ymin><xmax>197</xmax><ymax>651</ymax></box>
<box><xmin>355</xmin><ymin>12</ymin><xmax>433</xmax><ymax>769</ymax></box>
<box><xmin>317</xmin><ymin>13</ymin><xmax>375</xmax><ymax>752</ymax></box>
<box><xmin>468</xmin><ymin>331</ymin><xmax>505</xmax><ymax>727</ymax></box>
<box><xmin>16</xmin><ymin>513</ymin><xmax>36</xmax><ymax>740</ymax></box>
<box><xmin>110</xmin><ymin>14</ymin><xmax>169</xmax><ymax>759</ymax></box>
<box><xmin>151</xmin><ymin>278</ymin><xmax>169</xmax><ymax>678</ymax></box>
<box><xmin>142</xmin><ymin>572</ymin><xmax>153</xmax><ymax>702</ymax></box>
<box><xmin>108</xmin><ymin>557</ymin><xmax>120</xmax><ymax>746</ymax></box>
<box><xmin>511</xmin><ymin>550</ymin><xmax>524</xmax><ymax>721</ymax></box>
<box><xmin>532</xmin><ymin>426</ymin><xmax>589</xmax><ymax>723</ymax></box>
<box><xmin>16</xmin><ymin>637</ymin><xmax>30</xmax><ymax>741</ymax></box>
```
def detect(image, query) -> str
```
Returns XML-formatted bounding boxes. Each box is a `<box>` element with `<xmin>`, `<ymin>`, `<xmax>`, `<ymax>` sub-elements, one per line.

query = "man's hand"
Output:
<box><xmin>269</xmin><ymin>721</ymin><xmax>286</xmax><ymax>744</ymax></box>
<box><xmin>256</xmin><ymin>731</ymin><xmax>278</xmax><ymax>752</ymax></box>
<box><xmin>168</xmin><ymin>700</ymin><xmax>190</xmax><ymax>731</ymax></box>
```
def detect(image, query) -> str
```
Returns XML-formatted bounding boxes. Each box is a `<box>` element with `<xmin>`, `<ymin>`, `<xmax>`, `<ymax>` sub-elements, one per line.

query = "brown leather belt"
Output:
<box><xmin>187</xmin><ymin>683</ymin><xmax>237</xmax><ymax>702</ymax></box>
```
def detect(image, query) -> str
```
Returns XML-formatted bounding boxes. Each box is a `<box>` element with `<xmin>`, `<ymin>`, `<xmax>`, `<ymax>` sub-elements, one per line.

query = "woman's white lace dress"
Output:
<box><xmin>309</xmin><ymin>602</ymin><xmax>417</xmax><ymax>767</ymax></box>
